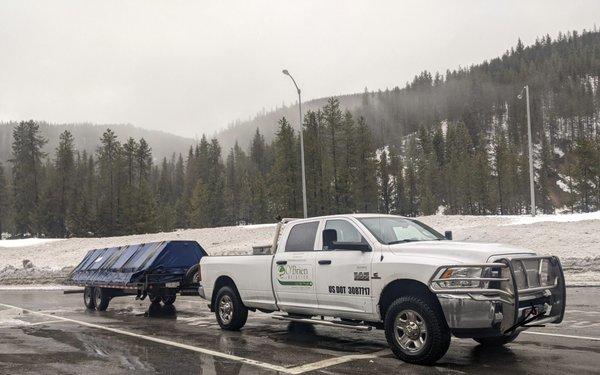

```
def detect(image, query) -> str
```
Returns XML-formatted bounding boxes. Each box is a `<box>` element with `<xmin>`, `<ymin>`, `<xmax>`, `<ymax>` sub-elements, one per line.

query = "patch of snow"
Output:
<box><xmin>238</xmin><ymin>223</ymin><xmax>277</xmax><ymax>229</ymax></box>
<box><xmin>556</xmin><ymin>179</ymin><xmax>571</xmax><ymax>193</ymax></box>
<box><xmin>375</xmin><ymin>145</ymin><xmax>390</xmax><ymax>161</ymax></box>
<box><xmin>503</xmin><ymin>211</ymin><xmax>600</xmax><ymax>225</ymax></box>
<box><xmin>440</xmin><ymin>120</ymin><xmax>448</xmax><ymax>136</ymax></box>
<box><xmin>0</xmin><ymin>238</ymin><xmax>64</xmax><ymax>248</ymax></box>
<box><xmin>436</xmin><ymin>205</ymin><xmax>446</xmax><ymax>215</ymax></box>
<box><xmin>0</xmin><ymin>284</ymin><xmax>80</xmax><ymax>290</ymax></box>
<box><xmin>554</xmin><ymin>146</ymin><xmax>565</xmax><ymax>158</ymax></box>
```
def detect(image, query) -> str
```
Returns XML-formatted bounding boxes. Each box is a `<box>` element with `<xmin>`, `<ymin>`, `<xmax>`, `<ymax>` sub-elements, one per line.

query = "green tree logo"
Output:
<box><xmin>277</xmin><ymin>265</ymin><xmax>286</xmax><ymax>277</ymax></box>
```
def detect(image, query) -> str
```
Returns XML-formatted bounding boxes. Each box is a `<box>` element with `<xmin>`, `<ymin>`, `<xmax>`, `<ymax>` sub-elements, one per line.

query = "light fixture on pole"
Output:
<box><xmin>518</xmin><ymin>85</ymin><xmax>536</xmax><ymax>216</ymax></box>
<box><xmin>282</xmin><ymin>69</ymin><xmax>308</xmax><ymax>218</ymax></box>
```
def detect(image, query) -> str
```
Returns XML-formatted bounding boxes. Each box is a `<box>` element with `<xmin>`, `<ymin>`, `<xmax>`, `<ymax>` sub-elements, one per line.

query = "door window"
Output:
<box><xmin>285</xmin><ymin>221</ymin><xmax>319</xmax><ymax>252</ymax></box>
<box><xmin>323</xmin><ymin>220</ymin><xmax>366</xmax><ymax>250</ymax></box>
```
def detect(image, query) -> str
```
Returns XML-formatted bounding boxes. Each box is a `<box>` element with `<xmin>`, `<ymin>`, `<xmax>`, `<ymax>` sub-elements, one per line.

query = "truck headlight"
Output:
<box><xmin>436</xmin><ymin>267</ymin><xmax>484</xmax><ymax>288</ymax></box>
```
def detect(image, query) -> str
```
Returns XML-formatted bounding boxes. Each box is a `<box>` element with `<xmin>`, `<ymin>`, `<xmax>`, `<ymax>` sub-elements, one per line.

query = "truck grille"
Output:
<box><xmin>509</xmin><ymin>257</ymin><xmax>556</xmax><ymax>291</ymax></box>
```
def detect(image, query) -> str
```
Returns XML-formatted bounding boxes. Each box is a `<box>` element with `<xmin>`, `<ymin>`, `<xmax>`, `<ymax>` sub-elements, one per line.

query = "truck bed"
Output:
<box><xmin>201</xmin><ymin>254</ymin><xmax>277</xmax><ymax>311</ymax></box>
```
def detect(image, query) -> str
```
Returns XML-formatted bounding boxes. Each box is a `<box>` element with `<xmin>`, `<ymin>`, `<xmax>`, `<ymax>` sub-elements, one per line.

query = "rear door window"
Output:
<box><xmin>285</xmin><ymin>221</ymin><xmax>319</xmax><ymax>252</ymax></box>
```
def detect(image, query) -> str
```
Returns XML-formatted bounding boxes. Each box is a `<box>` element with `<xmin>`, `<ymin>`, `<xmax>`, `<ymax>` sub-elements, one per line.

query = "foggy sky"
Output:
<box><xmin>0</xmin><ymin>0</ymin><xmax>598</xmax><ymax>139</ymax></box>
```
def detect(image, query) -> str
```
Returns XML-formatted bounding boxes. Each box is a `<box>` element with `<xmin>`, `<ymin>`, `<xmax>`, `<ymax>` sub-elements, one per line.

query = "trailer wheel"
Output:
<box><xmin>93</xmin><ymin>287</ymin><xmax>111</xmax><ymax>311</ymax></box>
<box><xmin>162</xmin><ymin>294</ymin><xmax>176</xmax><ymax>305</ymax></box>
<box><xmin>214</xmin><ymin>286</ymin><xmax>248</xmax><ymax>331</ymax></box>
<box><xmin>83</xmin><ymin>286</ymin><xmax>96</xmax><ymax>309</ymax></box>
<box><xmin>384</xmin><ymin>296</ymin><xmax>450</xmax><ymax>365</ymax></box>
<box><xmin>149</xmin><ymin>294</ymin><xmax>161</xmax><ymax>304</ymax></box>
<box><xmin>473</xmin><ymin>332</ymin><xmax>519</xmax><ymax>346</ymax></box>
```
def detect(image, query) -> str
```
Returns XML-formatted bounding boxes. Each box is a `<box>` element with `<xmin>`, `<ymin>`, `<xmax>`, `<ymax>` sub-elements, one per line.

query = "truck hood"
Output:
<box><xmin>388</xmin><ymin>241</ymin><xmax>535</xmax><ymax>264</ymax></box>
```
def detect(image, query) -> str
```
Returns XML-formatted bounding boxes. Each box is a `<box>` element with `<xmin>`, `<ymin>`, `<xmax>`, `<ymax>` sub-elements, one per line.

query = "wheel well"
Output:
<box><xmin>378</xmin><ymin>279</ymin><xmax>445</xmax><ymax>322</ymax></box>
<box><xmin>211</xmin><ymin>276</ymin><xmax>239</xmax><ymax>311</ymax></box>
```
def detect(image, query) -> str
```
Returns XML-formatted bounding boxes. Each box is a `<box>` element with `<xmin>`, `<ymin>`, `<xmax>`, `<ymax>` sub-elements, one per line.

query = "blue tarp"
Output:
<box><xmin>71</xmin><ymin>241</ymin><xmax>206</xmax><ymax>286</ymax></box>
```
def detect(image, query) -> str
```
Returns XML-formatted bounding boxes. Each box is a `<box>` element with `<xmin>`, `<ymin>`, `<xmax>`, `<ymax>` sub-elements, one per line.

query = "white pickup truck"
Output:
<box><xmin>198</xmin><ymin>214</ymin><xmax>566</xmax><ymax>364</ymax></box>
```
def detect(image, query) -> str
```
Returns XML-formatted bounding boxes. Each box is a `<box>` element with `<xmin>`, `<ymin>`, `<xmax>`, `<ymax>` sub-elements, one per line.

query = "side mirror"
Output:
<box><xmin>444</xmin><ymin>231</ymin><xmax>453</xmax><ymax>240</ymax></box>
<box><xmin>331</xmin><ymin>241</ymin><xmax>372</xmax><ymax>252</ymax></box>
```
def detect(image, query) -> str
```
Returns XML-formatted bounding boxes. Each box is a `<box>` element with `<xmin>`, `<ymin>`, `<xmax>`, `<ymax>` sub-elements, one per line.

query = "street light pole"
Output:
<box><xmin>519</xmin><ymin>85</ymin><xmax>536</xmax><ymax>216</ymax></box>
<box><xmin>282</xmin><ymin>69</ymin><xmax>308</xmax><ymax>218</ymax></box>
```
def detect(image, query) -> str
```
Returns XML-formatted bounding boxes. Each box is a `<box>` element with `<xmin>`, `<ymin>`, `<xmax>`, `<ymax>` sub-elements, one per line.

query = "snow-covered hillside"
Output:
<box><xmin>0</xmin><ymin>213</ymin><xmax>598</xmax><ymax>285</ymax></box>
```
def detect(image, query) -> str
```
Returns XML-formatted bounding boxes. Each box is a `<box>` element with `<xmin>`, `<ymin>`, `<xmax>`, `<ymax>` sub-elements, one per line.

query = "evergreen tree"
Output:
<box><xmin>69</xmin><ymin>152</ymin><xmax>97</xmax><ymax>236</ymax></box>
<box><xmin>96</xmin><ymin>129</ymin><xmax>123</xmax><ymax>235</ymax></box>
<box><xmin>0</xmin><ymin>163</ymin><xmax>10</xmax><ymax>236</ymax></box>
<box><xmin>51</xmin><ymin>130</ymin><xmax>76</xmax><ymax>236</ymax></box>
<box><xmin>270</xmin><ymin>118</ymin><xmax>301</xmax><ymax>217</ymax></box>
<box><xmin>378</xmin><ymin>149</ymin><xmax>391</xmax><ymax>213</ymax></box>
<box><xmin>389</xmin><ymin>147</ymin><xmax>407</xmax><ymax>215</ymax></box>
<box><xmin>10</xmin><ymin>120</ymin><xmax>47</xmax><ymax>235</ymax></box>
<box><xmin>353</xmin><ymin>117</ymin><xmax>378</xmax><ymax>212</ymax></box>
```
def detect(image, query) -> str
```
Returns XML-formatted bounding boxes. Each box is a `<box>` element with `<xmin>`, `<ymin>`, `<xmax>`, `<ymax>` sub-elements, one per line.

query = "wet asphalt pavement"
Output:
<box><xmin>0</xmin><ymin>288</ymin><xmax>599</xmax><ymax>374</ymax></box>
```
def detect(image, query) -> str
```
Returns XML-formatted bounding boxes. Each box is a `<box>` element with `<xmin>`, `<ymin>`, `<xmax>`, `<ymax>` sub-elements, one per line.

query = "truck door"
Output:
<box><xmin>314</xmin><ymin>218</ymin><xmax>374</xmax><ymax>317</ymax></box>
<box><xmin>272</xmin><ymin>220</ymin><xmax>320</xmax><ymax>314</ymax></box>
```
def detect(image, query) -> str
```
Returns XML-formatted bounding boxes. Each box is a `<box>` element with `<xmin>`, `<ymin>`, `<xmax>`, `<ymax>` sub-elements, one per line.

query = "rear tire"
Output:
<box><xmin>473</xmin><ymin>332</ymin><xmax>519</xmax><ymax>346</ymax></box>
<box><xmin>384</xmin><ymin>296</ymin><xmax>450</xmax><ymax>365</ymax></box>
<box><xmin>83</xmin><ymin>286</ymin><xmax>96</xmax><ymax>310</ymax></box>
<box><xmin>214</xmin><ymin>286</ymin><xmax>248</xmax><ymax>331</ymax></box>
<box><xmin>93</xmin><ymin>287</ymin><xmax>111</xmax><ymax>311</ymax></box>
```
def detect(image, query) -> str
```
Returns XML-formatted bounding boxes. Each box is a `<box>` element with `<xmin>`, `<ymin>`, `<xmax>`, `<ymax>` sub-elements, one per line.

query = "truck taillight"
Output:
<box><xmin>196</xmin><ymin>266</ymin><xmax>201</xmax><ymax>282</ymax></box>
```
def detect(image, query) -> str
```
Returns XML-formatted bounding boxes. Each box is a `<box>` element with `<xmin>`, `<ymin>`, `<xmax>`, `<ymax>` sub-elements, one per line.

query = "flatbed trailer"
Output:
<box><xmin>68</xmin><ymin>240</ymin><xmax>207</xmax><ymax>310</ymax></box>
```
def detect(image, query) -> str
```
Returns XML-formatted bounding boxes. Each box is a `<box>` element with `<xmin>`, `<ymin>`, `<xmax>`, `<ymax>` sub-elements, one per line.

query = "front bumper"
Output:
<box><xmin>429</xmin><ymin>256</ymin><xmax>566</xmax><ymax>336</ymax></box>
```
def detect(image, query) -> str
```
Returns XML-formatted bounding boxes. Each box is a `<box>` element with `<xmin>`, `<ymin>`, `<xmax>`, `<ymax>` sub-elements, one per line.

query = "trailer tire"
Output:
<box><xmin>94</xmin><ymin>287</ymin><xmax>111</xmax><ymax>311</ymax></box>
<box><xmin>184</xmin><ymin>264</ymin><xmax>200</xmax><ymax>286</ymax></box>
<box><xmin>83</xmin><ymin>286</ymin><xmax>96</xmax><ymax>309</ymax></box>
<box><xmin>149</xmin><ymin>294</ymin><xmax>161</xmax><ymax>304</ymax></box>
<box><xmin>214</xmin><ymin>286</ymin><xmax>248</xmax><ymax>331</ymax></box>
<box><xmin>473</xmin><ymin>332</ymin><xmax>519</xmax><ymax>346</ymax></box>
<box><xmin>162</xmin><ymin>294</ymin><xmax>176</xmax><ymax>305</ymax></box>
<box><xmin>384</xmin><ymin>296</ymin><xmax>450</xmax><ymax>365</ymax></box>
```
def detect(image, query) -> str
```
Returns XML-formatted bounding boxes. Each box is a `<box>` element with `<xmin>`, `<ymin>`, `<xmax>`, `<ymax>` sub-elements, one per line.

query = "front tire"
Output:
<box><xmin>473</xmin><ymin>332</ymin><xmax>519</xmax><ymax>346</ymax></box>
<box><xmin>214</xmin><ymin>286</ymin><xmax>248</xmax><ymax>331</ymax></box>
<box><xmin>384</xmin><ymin>296</ymin><xmax>450</xmax><ymax>365</ymax></box>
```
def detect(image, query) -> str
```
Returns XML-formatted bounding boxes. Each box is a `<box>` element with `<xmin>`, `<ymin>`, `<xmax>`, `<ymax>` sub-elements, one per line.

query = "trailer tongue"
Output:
<box><xmin>69</xmin><ymin>240</ymin><xmax>206</xmax><ymax>310</ymax></box>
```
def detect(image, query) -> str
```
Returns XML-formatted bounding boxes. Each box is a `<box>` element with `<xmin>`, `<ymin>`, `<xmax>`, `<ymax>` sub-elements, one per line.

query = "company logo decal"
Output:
<box><xmin>277</xmin><ymin>264</ymin><xmax>313</xmax><ymax>287</ymax></box>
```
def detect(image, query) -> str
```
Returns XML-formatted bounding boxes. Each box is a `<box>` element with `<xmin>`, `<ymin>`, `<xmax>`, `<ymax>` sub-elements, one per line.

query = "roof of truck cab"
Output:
<box><xmin>286</xmin><ymin>213</ymin><xmax>410</xmax><ymax>223</ymax></box>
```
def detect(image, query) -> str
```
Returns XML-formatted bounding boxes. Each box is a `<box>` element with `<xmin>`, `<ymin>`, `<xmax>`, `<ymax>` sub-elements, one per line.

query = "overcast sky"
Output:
<box><xmin>0</xmin><ymin>1</ymin><xmax>598</xmax><ymax>138</ymax></box>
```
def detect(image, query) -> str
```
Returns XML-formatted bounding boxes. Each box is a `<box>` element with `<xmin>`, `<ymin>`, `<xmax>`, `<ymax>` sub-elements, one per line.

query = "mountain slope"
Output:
<box><xmin>0</xmin><ymin>122</ymin><xmax>195</xmax><ymax>163</ymax></box>
<box><xmin>217</xmin><ymin>29</ymin><xmax>600</xmax><ymax>152</ymax></box>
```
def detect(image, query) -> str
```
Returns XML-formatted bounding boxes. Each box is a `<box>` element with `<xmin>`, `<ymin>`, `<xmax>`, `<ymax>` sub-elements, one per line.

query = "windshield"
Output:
<box><xmin>358</xmin><ymin>217</ymin><xmax>444</xmax><ymax>244</ymax></box>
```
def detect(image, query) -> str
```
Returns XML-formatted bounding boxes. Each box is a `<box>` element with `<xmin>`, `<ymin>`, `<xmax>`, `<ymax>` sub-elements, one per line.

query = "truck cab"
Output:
<box><xmin>199</xmin><ymin>214</ymin><xmax>566</xmax><ymax>365</ymax></box>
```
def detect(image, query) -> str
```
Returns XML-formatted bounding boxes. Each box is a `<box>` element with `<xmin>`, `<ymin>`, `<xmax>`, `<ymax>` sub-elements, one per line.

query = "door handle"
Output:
<box><xmin>318</xmin><ymin>260</ymin><xmax>332</xmax><ymax>265</ymax></box>
<box><xmin>276</xmin><ymin>260</ymin><xmax>287</xmax><ymax>265</ymax></box>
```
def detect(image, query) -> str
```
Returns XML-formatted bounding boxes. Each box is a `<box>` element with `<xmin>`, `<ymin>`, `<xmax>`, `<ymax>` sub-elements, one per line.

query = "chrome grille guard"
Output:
<box><xmin>428</xmin><ymin>256</ymin><xmax>566</xmax><ymax>331</ymax></box>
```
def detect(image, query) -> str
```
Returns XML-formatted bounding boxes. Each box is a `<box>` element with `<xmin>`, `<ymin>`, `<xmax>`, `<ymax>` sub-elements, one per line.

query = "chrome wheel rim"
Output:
<box><xmin>218</xmin><ymin>295</ymin><xmax>233</xmax><ymax>324</ymax></box>
<box><xmin>394</xmin><ymin>309</ymin><xmax>428</xmax><ymax>354</ymax></box>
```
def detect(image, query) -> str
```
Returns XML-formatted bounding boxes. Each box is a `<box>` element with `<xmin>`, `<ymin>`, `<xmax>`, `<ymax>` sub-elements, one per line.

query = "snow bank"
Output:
<box><xmin>0</xmin><ymin>238</ymin><xmax>64</xmax><ymax>248</ymax></box>
<box><xmin>502</xmin><ymin>211</ymin><xmax>600</xmax><ymax>225</ymax></box>
<box><xmin>0</xmin><ymin>213</ymin><xmax>598</xmax><ymax>284</ymax></box>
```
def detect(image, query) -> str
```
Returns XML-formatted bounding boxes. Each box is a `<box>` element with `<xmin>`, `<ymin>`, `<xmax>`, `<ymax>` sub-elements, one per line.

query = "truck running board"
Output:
<box><xmin>272</xmin><ymin>315</ymin><xmax>372</xmax><ymax>331</ymax></box>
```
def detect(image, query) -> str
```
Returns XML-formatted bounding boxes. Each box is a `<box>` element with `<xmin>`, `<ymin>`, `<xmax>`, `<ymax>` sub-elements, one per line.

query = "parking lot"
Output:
<box><xmin>0</xmin><ymin>287</ymin><xmax>599</xmax><ymax>374</ymax></box>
